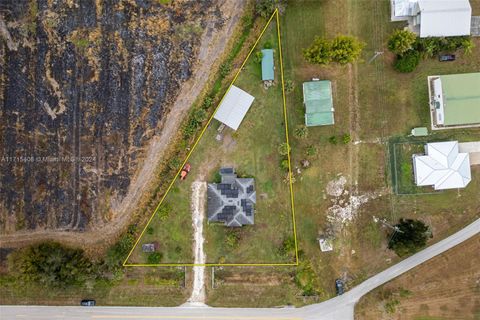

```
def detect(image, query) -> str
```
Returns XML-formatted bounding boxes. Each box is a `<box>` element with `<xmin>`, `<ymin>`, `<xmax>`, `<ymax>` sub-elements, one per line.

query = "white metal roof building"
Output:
<box><xmin>413</xmin><ymin>141</ymin><xmax>471</xmax><ymax>190</ymax></box>
<box><xmin>390</xmin><ymin>0</ymin><xmax>472</xmax><ymax>37</ymax></box>
<box><xmin>214</xmin><ymin>85</ymin><xmax>255</xmax><ymax>131</ymax></box>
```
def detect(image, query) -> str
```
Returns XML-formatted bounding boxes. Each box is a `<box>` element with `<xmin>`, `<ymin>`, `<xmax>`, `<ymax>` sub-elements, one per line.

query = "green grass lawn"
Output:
<box><xmin>275</xmin><ymin>0</ymin><xmax>480</xmax><ymax>301</ymax></box>
<box><xmin>128</xmin><ymin>16</ymin><xmax>295</xmax><ymax>265</ymax></box>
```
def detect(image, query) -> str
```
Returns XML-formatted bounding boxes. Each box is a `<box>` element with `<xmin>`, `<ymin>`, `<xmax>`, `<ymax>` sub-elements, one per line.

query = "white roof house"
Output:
<box><xmin>214</xmin><ymin>85</ymin><xmax>255</xmax><ymax>131</ymax></box>
<box><xmin>413</xmin><ymin>141</ymin><xmax>471</xmax><ymax>190</ymax></box>
<box><xmin>391</xmin><ymin>0</ymin><xmax>472</xmax><ymax>37</ymax></box>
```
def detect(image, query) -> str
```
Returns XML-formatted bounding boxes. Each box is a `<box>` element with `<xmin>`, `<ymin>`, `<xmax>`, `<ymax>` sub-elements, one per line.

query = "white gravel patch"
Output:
<box><xmin>187</xmin><ymin>181</ymin><xmax>207</xmax><ymax>305</ymax></box>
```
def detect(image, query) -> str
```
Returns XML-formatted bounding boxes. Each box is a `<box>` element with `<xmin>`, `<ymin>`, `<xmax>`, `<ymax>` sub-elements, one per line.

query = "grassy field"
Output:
<box><xmin>206</xmin><ymin>0</ymin><xmax>480</xmax><ymax>305</ymax></box>
<box><xmin>127</xmin><ymin>15</ymin><xmax>295</xmax><ymax>265</ymax></box>
<box><xmin>355</xmin><ymin>235</ymin><xmax>480</xmax><ymax>319</ymax></box>
<box><xmin>0</xmin><ymin>267</ymin><xmax>187</xmax><ymax>306</ymax></box>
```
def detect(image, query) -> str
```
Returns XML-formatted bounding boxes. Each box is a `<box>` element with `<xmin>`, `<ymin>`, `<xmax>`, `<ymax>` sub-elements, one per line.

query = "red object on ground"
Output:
<box><xmin>180</xmin><ymin>163</ymin><xmax>191</xmax><ymax>180</ymax></box>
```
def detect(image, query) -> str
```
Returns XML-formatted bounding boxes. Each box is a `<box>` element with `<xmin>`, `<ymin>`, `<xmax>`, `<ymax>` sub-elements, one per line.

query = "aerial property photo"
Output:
<box><xmin>0</xmin><ymin>1</ymin><xmax>479</xmax><ymax>320</ymax></box>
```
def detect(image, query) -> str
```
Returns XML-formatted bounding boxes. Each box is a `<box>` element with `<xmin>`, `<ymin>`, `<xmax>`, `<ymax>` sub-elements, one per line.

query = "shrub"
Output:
<box><xmin>294</xmin><ymin>125</ymin><xmax>308</xmax><ymax>139</ymax></box>
<box><xmin>330</xmin><ymin>35</ymin><xmax>365</xmax><ymax>65</ymax></box>
<box><xmin>105</xmin><ymin>224</ymin><xmax>137</xmax><ymax>269</ymax></box>
<box><xmin>253</xmin><ymin>50</ymin><xmax>263</xmax><ymax>64</ymax></box>
<box><xmin>393</xmin><ymin>50</ymin><xmax>420</xmax><ymax>73</ymax></box>
<box><xmin>306</xmin><ymin>145</ymin><xmax>317</xmax><ymax>156</ymax></box>
<box><xmin>225</xmin><ymin>231</ymin><xmax>240</xmax><ymax>249</ymax></box>
<box><xmin>285</xmin><ymin>79</ymin><xmax>294</xmax><ymax>93</ymax></box>
<box><xmin>183</xmin><ymin>116</ymin><xmax>199</xmax><ymax>138</ymax></box>
<box><xmin>242</xmin><ymin>14</ymin><xmax>253</xmax><ymax>29</ymax></box>
<box><xmin>304</xmin><ymin>35</ymin><xmax>364</xmax><ymax>65</ymax></box>
<box><xmin>193</xmin><ymin>108</ymin><xmax>207</xmax><ymax>123</ymax></box>
<box><xmin>263</xmin><ymin>40</ymin><xmax>273</xmax><ymax>49</ymax></box>
<box><xmin>147</xmin><ymin>252</ymin><xmax>163</xmax><ymax>264</ymax></box>
<box><xmin>295</xmin><ymin>260</ymin><xmax>318</xmax><ymax>296</ymax></box>
<box><xmin>278</xmin><ymin>142</ymin><xmax>290</xmax><ymax>156</ymax></box>
<box><xmin>219</xmin><ymin>62</ymin><xmax>231</xmax><ymax>78</ymax></box>
<box><xmin>303</xmin><ymin>37</ymin><xmax>332</xmax><ymax>65</ymax></box>
<box><xmin>460</xmin><ymin>37</ymin><xmax>474</xmax><ymax>55</ymax></box>
<box><xmin>157</xmin><ymin>204</ymin><xmax>171</xmax><ymax>221</ymax></box>
<box><xmin>328</xmin><ymin>136</ymin><xmax>337</xmax><ymax>145</ymax></box>
<box><xmin>413</xmin><ymin>36</ymin><xmax>474</xmax><ymax>58</ymax></box>
<box><xmin>146</xmin><ymin>226</ymin><xmax>154</xmax><ymax>235</ymax></box>
<box><xmin>201</xmin><ymin>96</ymin><xmax>213</xmax><ymax>109</ymax></box>
<box><xmin>8</xmin><ymin>242</ymin><xmax>94</xmax><ymax>287</ymax></box>
<box><xmin>278</xmin><ymin>236</ymin><xmax>296</xmax><ymax>256</ymax></box>
<box><xmin>342</xmin><ymin>133</ymin><xmax>351</xmax><ymax>144</ymax></box>
<box><xmin>255</xmin><ymin>0</ymin><xmax>285</xmax><ymax>18</ymax></box>
<box><xmin>213</xmin><ymin>171</ymin><xmax>222</xmax><ymax>183</ymax></box>
<box><xmin>387</xmin><ymin>29</ymin><xmax>417</xmax><ymax>55</ymax></box>
<box><xmin>385</xmin><ymin>299</ymin><xmax>400</xmax><ymax>314</ymax></box>
<box><xmin>168</xmin><ymin>157</ymin><xmax>181</xmax><ymax>171</ymax></box>
<box><xmin>280</xmin><ymin>159</ymin><xmax>290</xmax><ymax>171</ymax></box>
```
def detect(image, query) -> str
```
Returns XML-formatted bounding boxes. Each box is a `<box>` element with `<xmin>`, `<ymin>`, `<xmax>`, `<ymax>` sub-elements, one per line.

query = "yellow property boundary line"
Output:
<box><xmin>123</xmin><ymin>9</ymin><xmax>299</xmax><ymax>267</ymax></box>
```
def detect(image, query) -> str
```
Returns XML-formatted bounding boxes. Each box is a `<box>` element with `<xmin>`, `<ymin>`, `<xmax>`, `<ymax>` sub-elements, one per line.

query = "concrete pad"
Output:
<box><xmin>472</xmin><ymin>16</ymin><xmax>480</xmax><ymax>36</ymax></box>
<box><xmin>459</xmin><ymin>142</ymin><xmax>480</xmax><ymax>165</ymax></box>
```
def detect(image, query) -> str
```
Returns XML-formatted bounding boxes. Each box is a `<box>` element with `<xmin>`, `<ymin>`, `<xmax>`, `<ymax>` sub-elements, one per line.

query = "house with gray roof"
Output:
<box><xmin>207</xmin><ymin>168</ymin><xmax>256</xmax><ymax>227</ymax></box>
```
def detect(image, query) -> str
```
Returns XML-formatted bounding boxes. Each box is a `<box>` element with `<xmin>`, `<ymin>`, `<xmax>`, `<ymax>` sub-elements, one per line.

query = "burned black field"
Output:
<box><xmin>0</xmin><ymin>0</ymin><xmax>222</xmax><ymax>232</ymax></box>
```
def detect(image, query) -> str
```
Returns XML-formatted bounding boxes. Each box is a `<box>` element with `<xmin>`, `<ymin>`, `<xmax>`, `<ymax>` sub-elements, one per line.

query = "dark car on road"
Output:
<box><xmin>439</xmin><ymin>54</ymin><xmax>455</xmax><ymax>62</ymax></box>
<box><xmin>335</xmin><ymin>279</ymin><xmax>345</xmax><ymax>295</ymax></box>
<box><xmin>80</xmin><ymin>299</ymin><xmax>96</xmax><ymax>307</ymax></box>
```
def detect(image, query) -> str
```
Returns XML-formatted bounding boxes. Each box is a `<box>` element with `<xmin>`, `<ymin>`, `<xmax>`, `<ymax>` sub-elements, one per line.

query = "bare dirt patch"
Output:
<box><xmin>355</xmin><ymin>235</ymin><xmax>480</xmax><ymax>320</ymax></box>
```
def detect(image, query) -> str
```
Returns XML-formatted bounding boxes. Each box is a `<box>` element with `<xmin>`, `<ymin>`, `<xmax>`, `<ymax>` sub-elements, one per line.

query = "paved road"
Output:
<box><xmin>2</xmin><ymin>218</ymin><xmax>479</xmax><ymax>320</ymax></box>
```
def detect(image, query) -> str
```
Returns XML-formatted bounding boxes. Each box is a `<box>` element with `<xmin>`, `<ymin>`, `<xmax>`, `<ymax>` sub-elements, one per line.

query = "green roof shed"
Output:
<box><xmin>303</xmin><ymin>80</ymin><xmax>334</xmax><ymax>126</ymax></box>
<box><xmin>411</xmin><ymin>127</ymin><xmax>428</xmax><ymax>136</ymax></box>
<box><xmin>261</xmin><ymin>49</ymin><xmax>274</xmax><ymax>81</ymax></box>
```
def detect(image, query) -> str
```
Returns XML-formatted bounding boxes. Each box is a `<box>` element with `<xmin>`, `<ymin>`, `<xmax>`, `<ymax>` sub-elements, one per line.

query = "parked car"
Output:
<box><xmin>80</xmin><ymin>299</ymin><xmax>96</xmax><ymax>307</ymax></box>
<box><xmin>335</xmin><ymin>279</ymin><xmax>345</xmax><ymax>295</ymax></box>
<box><xmin>438</xmin><ymin>54</ymin><xmax>455</xmax><ymax>62</ymax></box>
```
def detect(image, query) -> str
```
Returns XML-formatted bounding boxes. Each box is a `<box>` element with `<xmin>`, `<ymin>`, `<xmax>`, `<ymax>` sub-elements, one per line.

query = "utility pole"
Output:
<box><xmin>368</xmin><ymin>51</ymin><xmax>384</xmax><ymax>63</ymax></box>
<box><xmin>373</xmin><ymin>216</ymin><xmax>403</xmax><ymax>250</ymax></box>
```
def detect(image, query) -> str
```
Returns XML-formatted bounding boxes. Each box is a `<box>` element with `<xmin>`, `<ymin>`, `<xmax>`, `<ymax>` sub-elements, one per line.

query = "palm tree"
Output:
<box><xmin>294</xmin><ymin>125</ymin><xmax>308</xmax><ymax>139</ymax></box>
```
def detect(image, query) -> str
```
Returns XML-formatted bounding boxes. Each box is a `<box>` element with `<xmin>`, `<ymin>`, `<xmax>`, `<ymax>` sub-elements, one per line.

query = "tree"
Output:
<box><xmin>255</xmin><ymin>0</ymin><xmax>285</xmax><ymax>18</ymax></box>
<box><xmin>330</xmin><ymin>35</ymin><xmax>365</xmax><ymax>65</ymax></box>
<box><xmin>387</xmin><ymin>29</ymin><xmax>417</xmax><ymax>55</ymax></box>
<box><xmin>294</xmin><ymin>125</ymin><xmax>308</xmax><ymax>139</ymax></box>
<box><xmin>303</xmin><ymin>37</ymin><xmax>332</xmax><ymax>65</ymax></box>
<box><xmin>393</xmin><ymin>50</ymin><xmax>420</xmax><ymax>73</ymax></box>
<box><xmin>8</xmin><ymin>242</ymin><xmax>94</xmax><ymax>287</ymax></box>
<box><xmin>278</xmin><ymin>142</ymin><xmax>290</xmax><ymax>156</ymax></box>
<box><xmin>388</xmin><ymin>219</ymin><xmax>430</xmax><ymax>257</ymax></box>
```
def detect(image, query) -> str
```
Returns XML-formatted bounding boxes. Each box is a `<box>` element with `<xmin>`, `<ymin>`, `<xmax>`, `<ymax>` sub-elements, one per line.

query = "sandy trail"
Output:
<box><xmin>186</xmin><ymin>181</ymin><xmax>207</xmax><ymax>306</ymax></box>
<box><xmin>0</xmin><ymin>0</ymin><xmax>246</xmax><ymax>249</ymax></box>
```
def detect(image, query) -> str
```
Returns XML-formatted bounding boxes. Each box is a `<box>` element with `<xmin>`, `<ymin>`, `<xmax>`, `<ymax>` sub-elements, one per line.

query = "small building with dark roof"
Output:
<box><xmin>207</xmin><ymin>168</ymin><xmax>256</xmax><ymax>227</ymax></box>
